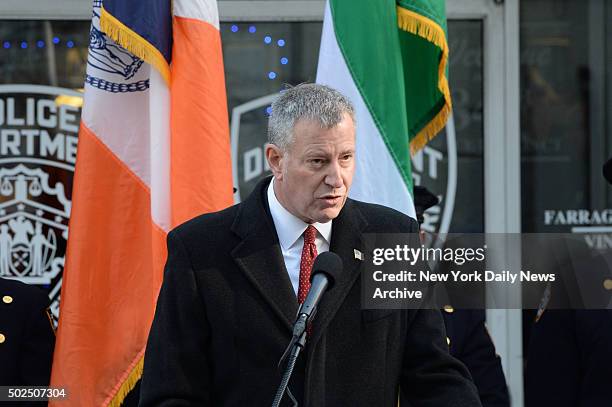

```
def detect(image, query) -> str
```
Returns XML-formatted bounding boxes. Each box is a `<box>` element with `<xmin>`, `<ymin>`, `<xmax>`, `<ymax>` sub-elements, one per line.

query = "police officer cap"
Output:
<box><xmin>414</xmin><ymin>186</ymin><xmax>439</xmax><ymax>224</ymax></box>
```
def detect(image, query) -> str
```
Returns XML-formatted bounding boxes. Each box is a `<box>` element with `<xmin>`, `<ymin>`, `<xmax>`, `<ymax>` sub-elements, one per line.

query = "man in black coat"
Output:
<box><xmin>140</xmin><ymin>84</ymin><xmax>480</xmax><ymax>406</ymax></box>
<box><xmin>0</xmin><ymin>277</ymin><xmax>55</xmax><ymax>386</ymax></box>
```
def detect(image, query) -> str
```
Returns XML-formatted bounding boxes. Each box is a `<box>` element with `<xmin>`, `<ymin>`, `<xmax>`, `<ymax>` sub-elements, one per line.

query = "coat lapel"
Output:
<box><xmin>231</xmin><ymin>178</ymin><xmax>298</xmax><ymax>334</ymax></box>
<box><xmin>307</xmin><ymin>199</ymin><xmax>368</xmax><ymax>354</ymax></box>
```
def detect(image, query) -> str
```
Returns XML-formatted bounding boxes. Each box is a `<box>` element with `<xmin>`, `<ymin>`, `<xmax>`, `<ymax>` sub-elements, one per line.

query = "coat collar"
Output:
<box><xmin>230</xmin><ymin>176</ymin><xmax>298</xmax><ymax>334</ymax></box>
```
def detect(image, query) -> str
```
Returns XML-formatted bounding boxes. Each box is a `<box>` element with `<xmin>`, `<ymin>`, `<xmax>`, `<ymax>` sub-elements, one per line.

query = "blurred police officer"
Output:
<box><xmin>523</xmin><ymin>160</ymin><xmax>612</xmax><ymax>407</ymax></box>
<box><xmin>412</xmin><ymin>186</ymin><xmax>510</xmax><ymax>407</ymax></box>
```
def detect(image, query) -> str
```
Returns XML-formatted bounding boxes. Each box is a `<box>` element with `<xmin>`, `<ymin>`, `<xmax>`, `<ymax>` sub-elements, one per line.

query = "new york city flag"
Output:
<box><xmin>50</xmin><ymin>0</ymin><xmax>232</xmax><ymax>405</ymax></box>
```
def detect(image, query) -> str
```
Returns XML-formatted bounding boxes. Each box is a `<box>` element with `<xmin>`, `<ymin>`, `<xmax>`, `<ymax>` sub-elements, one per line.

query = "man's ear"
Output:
<box><xmin>265</xmin><ymin>144</ymin><xmax>284</xmax><ymax>180</ymax></box>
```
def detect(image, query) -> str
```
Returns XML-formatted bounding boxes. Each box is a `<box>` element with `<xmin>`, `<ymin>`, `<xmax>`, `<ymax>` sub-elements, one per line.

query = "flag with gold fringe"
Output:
<box><xmin>50</xmin><ymin>0</ymin><xmax>233</xmax><ymax>405</ymax></box>
<box><xmin>317</xmin><ymin>0</ymin><xmax>451</xmax><ymax>216</ymax></box>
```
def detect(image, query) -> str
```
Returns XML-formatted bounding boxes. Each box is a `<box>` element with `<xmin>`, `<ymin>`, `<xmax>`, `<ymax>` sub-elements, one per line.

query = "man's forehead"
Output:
<box><xmin>292</xmin><ymin>131</ymin><xmax>355</xmax><ymax>151</ymax></box>
<box><xmin>292</xmin><ymin>117</ymin><xmax>354</xmax><ymax>138</ymax></box>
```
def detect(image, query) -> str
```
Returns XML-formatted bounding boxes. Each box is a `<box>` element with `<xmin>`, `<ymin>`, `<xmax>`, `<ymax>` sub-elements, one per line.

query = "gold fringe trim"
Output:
<box><xmin>396</xmin><ymin>6</ymin><xmax>452</xmax><ymax>156</ymax></box>
<box><xmin>45</xmin><ymin>307</ymin><xmax>56</xmax><ymax>335</ymax></box>
<box><xmin>409</xmin><ymin>102</ymin><xmax>451</xmax><ymax>156</ymax></box>
<box><xmin>100</xmin><ymin>5</ymin><xmax>171</xmax><ymax>85</ymax></box>
<box><xmin>107</xmin><ymin>357</ymin><xmax>143</xmax><ymax>407</ymax></box>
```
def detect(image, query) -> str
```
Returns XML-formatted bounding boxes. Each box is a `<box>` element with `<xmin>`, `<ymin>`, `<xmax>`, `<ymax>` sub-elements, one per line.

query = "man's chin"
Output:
<box><xmin>314</xmin><ymin>207</ymin><xmax>342</xmax><ymax>223</ymax></box>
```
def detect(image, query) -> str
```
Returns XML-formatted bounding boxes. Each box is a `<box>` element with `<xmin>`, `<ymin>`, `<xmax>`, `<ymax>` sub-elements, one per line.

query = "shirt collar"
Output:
<box><xmin>267</xmin><ymin>179</ymin><xmax>332</xmax><ymax>250</ymax></box>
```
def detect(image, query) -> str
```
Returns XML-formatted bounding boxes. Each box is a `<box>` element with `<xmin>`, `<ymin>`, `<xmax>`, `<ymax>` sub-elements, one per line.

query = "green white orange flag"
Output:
<box><xmin>316</xmin><ymin>0</ymin><xmax>451</xmax><ymax>217</ymax></box>
<box><xmin>50</xmin><ymin>0</ymin><xmax>233</xmax><ymax>405</ymax></box>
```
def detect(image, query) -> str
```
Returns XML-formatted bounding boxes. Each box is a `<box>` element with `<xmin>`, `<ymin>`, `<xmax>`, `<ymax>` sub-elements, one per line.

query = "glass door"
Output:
<box><xmin>442</xmin><ymin>1</ymin><xmax>522</xmax><ymax>406</ymax></box>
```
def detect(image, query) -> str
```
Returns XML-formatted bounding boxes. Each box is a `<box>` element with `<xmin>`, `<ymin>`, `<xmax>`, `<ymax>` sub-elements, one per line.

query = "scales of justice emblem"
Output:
<box><xmin>0</xmin><ymin>165</ymin><xmax>69</xmax><ymax>284</ymax></box>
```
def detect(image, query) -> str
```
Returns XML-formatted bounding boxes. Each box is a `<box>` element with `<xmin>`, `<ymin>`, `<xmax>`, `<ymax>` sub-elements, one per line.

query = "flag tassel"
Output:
<box><xmin>107</xmin><ymin>356</ymin><xmax>144</xmax><ymax>407</ymax></box>
<box><xmin>100</xmin><ymin>6</ymin><xmax>171</xmax><ymax>85</ymax></box>
<box><xmin>396</xmin><ymin>7</ymin><xmax>452</xmax><ymax>155</ymax></box>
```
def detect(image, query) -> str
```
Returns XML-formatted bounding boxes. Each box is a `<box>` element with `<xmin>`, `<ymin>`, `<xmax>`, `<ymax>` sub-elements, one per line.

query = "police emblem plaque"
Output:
<box><xmin>0</xmin><ymin>84</ymin><xmax>81</xmax><ymax>326</ymax></box>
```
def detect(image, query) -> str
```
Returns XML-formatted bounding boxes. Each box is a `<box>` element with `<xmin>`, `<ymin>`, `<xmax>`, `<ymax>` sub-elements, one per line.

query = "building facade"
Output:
<box><xmin>1</xmin><ymin>1</ymin><xmax>610</xmax><ymax>405</ymax></box>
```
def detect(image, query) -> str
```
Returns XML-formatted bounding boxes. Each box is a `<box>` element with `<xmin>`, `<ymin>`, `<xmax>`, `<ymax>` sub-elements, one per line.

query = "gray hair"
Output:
<box><xmin>267</xmin><ymin>83</ymin><xmax>355</xmax><ymax>151</ymax></box>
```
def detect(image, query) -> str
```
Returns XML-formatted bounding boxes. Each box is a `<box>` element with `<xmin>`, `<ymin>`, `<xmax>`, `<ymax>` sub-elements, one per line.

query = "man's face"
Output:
<box><xmin>267</xmin><ymin>113</ymin><xmax>356</xmax><ymax>224</ymax></box>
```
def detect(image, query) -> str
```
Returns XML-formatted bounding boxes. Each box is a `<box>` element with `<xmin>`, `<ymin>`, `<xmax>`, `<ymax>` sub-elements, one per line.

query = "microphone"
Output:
<box><xmin>271</xmin><ymin>252</ymin><xmax>343</xmax><ymax>407</ymax></box>
<box><xmin>292</xmin><ymin>252</ymin><xmax>343</xmax><ymax>338</ymax></box>
<box><xmin>603</xmin><ymin>158</ymin><xmax>612</xmax><ymax>185</ymax></box>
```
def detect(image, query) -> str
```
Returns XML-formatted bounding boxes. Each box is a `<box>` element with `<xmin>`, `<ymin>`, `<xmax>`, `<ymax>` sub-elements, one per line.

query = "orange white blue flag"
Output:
<box><xmin>50</xmin><ymin>0</ymin><xmax>233</xmax><ymax>405</ymax></box>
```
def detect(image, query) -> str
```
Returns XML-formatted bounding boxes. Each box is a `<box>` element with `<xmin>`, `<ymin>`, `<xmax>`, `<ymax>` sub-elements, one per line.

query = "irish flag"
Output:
<box><xmin>316</xmin><ymin>0</ymin><xmax>451</xmax><ymax>217</ymax></box>
<box><xmin>50</xmin><ymin>0</ymin><xmax>232</xmax><ymax>405</ymax></box>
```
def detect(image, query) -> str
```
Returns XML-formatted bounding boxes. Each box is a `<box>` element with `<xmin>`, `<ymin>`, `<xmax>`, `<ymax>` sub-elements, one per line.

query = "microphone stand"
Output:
<box><xmin>269</xmin><ymin>251</ymin><xmax>341</xmax><ymax>407</ymax></box>
<box><xmin>271</xmin><ymin>312</ymin><xmax>311</xmax><ymax>407</ymax></box>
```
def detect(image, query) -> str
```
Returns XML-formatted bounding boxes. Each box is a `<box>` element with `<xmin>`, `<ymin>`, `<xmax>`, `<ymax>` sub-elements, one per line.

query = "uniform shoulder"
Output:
<box><xmin>0</xmin><ymin>277</ymin><xmax>50</xmax><ymax>309</ymax></box>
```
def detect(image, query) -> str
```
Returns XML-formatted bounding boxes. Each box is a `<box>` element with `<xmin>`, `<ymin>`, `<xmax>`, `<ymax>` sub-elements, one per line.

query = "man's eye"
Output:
<box><xmin>310</xmin><ymin>159</ymin><xmax>324</xmax><ymax>165</ymax></box>
<box><xmin>341</xmin><ymin>154</ymin><xmax>353</xmax><ymax>161</ymax></box>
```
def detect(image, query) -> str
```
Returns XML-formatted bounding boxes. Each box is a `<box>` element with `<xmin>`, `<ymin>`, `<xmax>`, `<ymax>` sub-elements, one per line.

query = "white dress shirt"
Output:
<box><xmin>267</xmin><ymin>180</ymin><xmax>332</xmax><ymax>296</ymax></box>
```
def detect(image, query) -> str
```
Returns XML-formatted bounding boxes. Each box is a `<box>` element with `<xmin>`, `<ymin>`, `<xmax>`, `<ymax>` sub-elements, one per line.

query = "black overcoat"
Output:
<box><xmin>140</xmin><ymin>178</ymin><xmax>480</xmax><ymax>407</ymax></box>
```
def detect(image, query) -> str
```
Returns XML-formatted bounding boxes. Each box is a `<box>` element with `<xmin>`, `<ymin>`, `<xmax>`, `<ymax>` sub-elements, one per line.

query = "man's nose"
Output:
<box><xmin>325</xmin><ymin>161</ymin><xmax>343</xmax><ymax>188</ymax></box>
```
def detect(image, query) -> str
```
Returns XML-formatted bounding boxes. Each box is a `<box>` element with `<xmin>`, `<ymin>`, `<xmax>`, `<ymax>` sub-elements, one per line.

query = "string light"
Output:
<box><xmin>221</xmin><ymin>24</ymin><xmax>295</xmax><ymax>96</ymax></box>
<box><xmin>0</xmin><ymin>37</ymin><xmax>80</xmax><ymax>50</ymax></box>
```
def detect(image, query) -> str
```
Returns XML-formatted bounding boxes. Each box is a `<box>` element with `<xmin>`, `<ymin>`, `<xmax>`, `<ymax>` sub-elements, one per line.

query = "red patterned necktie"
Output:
<box><xmin>298</xmin><ymin>225</ymin><xmax>318</xmax><ymax>303</ymax></box>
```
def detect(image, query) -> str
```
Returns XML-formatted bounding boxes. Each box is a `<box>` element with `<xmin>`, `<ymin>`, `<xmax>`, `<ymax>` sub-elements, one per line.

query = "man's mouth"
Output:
<box><xmin>319</xmin><ymin>195</ymin><xmax>343</xmax><ymax>205</ymax></box>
